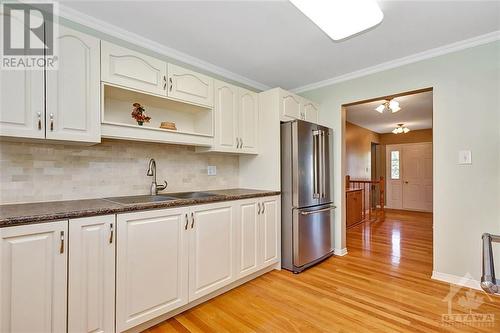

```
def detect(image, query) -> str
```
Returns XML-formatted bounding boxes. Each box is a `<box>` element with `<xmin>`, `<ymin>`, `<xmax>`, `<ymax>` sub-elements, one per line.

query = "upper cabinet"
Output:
<box><xmin>167</xmin><ymin>64</ymin><xmax>213</xmax><ymax>107</ymax></box>
<box><xmin>197</xmin><ymin>80</ymin><xmax>259</xmax><ymax>154</ymax></box>
<box><xmin>46</xmin><ymin>26</ymin><xmax>100</xmax><ymax>143</ymax></box>
<box><xmin>101</xmin><ymin>41</ymin><xmax>168</xmax><ymax>96</ymax></box>
<box><xmin>274</xmin><ymin>88</ymin><xmax>320</xmax><ymax>124</ymax></box>
<box><xmin>0</xmin><ymin>20</ymin><xmax>100</xmax><ymax>143</ymax></box>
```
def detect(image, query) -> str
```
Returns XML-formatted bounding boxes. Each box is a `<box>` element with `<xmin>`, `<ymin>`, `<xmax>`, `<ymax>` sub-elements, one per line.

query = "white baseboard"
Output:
<box><xmin>334</xmin><ymin>248</ymin><xmax>348</xmax><ymax>256</ymax></box>
<box><xmin>432</xmin><ymin>271</ymin><xmax>481</xmax><ymax>291</ymax></box>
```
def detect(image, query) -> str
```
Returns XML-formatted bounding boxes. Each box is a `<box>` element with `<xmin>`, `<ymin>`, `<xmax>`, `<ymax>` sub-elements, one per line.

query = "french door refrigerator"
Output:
<box><xmin>281</xmin><ymin>120</ymin><xmax>335</xmax><ymax>273</ymax></box>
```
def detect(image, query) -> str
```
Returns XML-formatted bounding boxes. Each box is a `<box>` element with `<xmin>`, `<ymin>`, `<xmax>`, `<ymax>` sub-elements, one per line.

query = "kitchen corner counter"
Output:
<box><xmin>0</xmin><ymin>189</ymin><xmax>280</xmax><ymax>228</ymax></box>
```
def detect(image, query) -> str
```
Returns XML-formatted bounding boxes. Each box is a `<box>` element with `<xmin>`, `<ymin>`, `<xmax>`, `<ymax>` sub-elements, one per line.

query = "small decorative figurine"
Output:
<box><xmin>131</xmin><ymin>102</ymin><xmax>151</xmax><ymax>126</ymax></box>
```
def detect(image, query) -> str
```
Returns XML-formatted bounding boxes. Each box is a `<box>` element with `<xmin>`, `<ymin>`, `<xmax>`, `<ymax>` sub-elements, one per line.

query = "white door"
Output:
<box><xmin>303</xmin><ymin>101</ymin><xmax>319</xmax><ymax>123</ymax></box>
<box><xmin>68</xmin><ymin>215</ymin><xmax>115</xmax><ymax>333</ymax></box>
<box><xmin>116</xmin><ymin>208</ymin><xmax>189</xmax><ymax>331</ymax></box>
<box><xmin>167</xmin><ymin>64</ymin><xmax>213</xmax><ymax>107</ymax></box>
<box><xmin>402</xmin><ymin>143</ymin><xmax>433</xmax><ymax>212</ymax></box>
<box><xmin>0</xmin><ymin>221</ymin><xmax>67</xmax><ymax>333</ymax></box>
<box><xmin>281</xmin><ymin>91</ymin><xmax>301</xmax><ymax>119</ymax></box>
<box><xmin>0</xmin><ymin>12</ymin><xmax>45</xmax><ymax>139</ymax></box>
<box><xmin>189</xmin><ymin>202</ymin><xmax>234</xmax><ymax>301</ymax></box>
<box><xmin>260</xmin><ymin>197</ymin><xmax>280</xmax><ymax>266</ymax></box>
<box><xmin>238</xmin><ymin>88</ymin><xmax>259</xmax><ymax>153</ymax></box>
<box><xmin>386</xmin><ymin>145</ymin><xmax>403</xmax><ymax>209</ymax></box>
<box><xmin>236</xmin><ymin>200</ymin><xmax>260</xmax><ymax>278</ymax></box>
<box><xmin>214</xmin><ymin>80</ymin><xmax>238</xmax><ymax>151</ymax></box>
<box><xmin>101</xmin><ymin>41</ymin><xmax>167</xmax><ymax>96</ymax></box>
<box><xmin>46</xmin><ymin>25</ymin><xmax>100</xmax><ymax>143</ymax></box>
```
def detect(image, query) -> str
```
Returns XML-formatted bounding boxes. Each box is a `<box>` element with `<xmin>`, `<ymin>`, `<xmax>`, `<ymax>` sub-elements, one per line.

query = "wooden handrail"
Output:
<box><xmin>346</xmin><ymin>175</ymin><xmax>385</xmax><ymax>224</ymax></box>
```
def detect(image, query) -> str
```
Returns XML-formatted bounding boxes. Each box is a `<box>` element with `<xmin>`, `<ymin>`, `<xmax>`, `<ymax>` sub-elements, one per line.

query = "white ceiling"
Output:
<box><xmin>346</xmin><ymin>91</ymin><xmax>433</xmax><ymax>133</ymax></box>
<box><xmin>61</xmin><ymin>1</ymin><xmax>500</xmax><ymax>90</ymax></box>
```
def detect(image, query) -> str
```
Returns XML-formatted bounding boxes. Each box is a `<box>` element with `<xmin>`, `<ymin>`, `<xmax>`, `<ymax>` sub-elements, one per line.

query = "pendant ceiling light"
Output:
<box><xmin>392</xmin><ymin>124</ymin><xmax>410</xmax><ymax>134</ymax></box>
<box><xmin>375</xmin><ymin>99</ymin><xmax>401</xmax><ymax>113</ymax></box>
<box><xmin>290</xmin><ymin>0</ymin><xmax>384</xmax><ymax>41</ymax></box>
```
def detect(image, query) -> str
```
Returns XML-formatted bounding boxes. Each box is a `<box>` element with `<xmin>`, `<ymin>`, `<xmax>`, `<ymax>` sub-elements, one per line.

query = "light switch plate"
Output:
<box><xmin>458</xmin><ymin>150</ymin><xmax>472</xmax><ymax>165</ymax></box>
<box><xmin>207</xmin><ymin>165</ymin><xmax>217</xmax><ymax>176</ymax></box>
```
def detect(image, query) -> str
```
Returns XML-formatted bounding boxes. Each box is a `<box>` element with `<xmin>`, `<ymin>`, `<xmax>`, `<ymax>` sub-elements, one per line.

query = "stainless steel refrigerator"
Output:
<box><xmin>281</xmin><ymin>120</ymin><xmax>335</xmax><ymax>273</ymax></box>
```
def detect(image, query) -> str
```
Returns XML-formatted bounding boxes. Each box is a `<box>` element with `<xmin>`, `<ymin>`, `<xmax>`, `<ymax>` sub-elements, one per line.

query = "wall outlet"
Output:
<box><xmin>458</xmin><ymin>150</ymin><xmax>472</xmax><ymax>165</ymax></box>
<box><xmin>207</xmin><ymin>165</ymin><xmax>217</xmax><ymax>176</ymax></box>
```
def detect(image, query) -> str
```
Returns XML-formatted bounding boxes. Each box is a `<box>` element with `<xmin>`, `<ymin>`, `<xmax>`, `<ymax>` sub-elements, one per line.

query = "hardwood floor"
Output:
<box><xmin>148</xmin><ymin>210</ymin><xmax>500</xmax><ymax>332</ymax></box>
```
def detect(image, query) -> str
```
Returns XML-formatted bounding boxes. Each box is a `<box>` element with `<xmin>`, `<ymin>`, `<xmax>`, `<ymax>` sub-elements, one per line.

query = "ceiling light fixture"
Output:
<box><xmin>290</xmin><ymin>0</ymin><xmax>384</xmax><ymax>41</ymax></box>
<box><xmin>375</xmin><ymin>99</ymin><xmax>401</xmax><ymax>113</ymax></box>
<box><xmin>392</xmin><ymin>124</ymin><xmax>410</xmax><ymax>134</ymax></box>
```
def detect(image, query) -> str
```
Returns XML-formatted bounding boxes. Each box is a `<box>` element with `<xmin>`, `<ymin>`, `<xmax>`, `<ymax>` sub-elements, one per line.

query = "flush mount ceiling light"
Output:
<box><xmin>392</xmin><ymin>124</ymin><xmax>410</xmax><ymax>134</ymax></box>
<box><xmin>375</xmin><ymin>99</ymin><xmax>401</xmax><ymax>113</ymax></box>
<box><xmin>290</xmin><ymin>0</ymin><xmax>384</xmax><ymax>41</ymax></box>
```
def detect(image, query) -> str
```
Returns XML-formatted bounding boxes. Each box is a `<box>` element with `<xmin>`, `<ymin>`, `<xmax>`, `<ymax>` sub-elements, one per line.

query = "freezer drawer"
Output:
<box><xmin>293</xmin><ymin>204</ymin><xmax>334</xmax><ymax>268</ymax></box>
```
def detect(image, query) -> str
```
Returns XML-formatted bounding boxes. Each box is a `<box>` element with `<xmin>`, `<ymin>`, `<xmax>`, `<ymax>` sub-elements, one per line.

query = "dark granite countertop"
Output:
<box><xmin>0</xmin><ymin>188</ymin><xmax>281</xmax><ymax>228</ymax></box>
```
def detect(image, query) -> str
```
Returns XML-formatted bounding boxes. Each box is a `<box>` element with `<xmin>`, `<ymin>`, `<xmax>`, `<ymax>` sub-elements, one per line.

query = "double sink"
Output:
<box><xmin>104</xmin><ymin>191</ymin><xmax>218</xmax><ymax>205</ymax></box>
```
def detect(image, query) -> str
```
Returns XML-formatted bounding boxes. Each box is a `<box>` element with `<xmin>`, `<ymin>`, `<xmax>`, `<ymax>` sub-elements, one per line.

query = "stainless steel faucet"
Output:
<box><xmin>146</xmin><ymin>158</ymin><xmax>168</xmax><ymax>195</ymax></box>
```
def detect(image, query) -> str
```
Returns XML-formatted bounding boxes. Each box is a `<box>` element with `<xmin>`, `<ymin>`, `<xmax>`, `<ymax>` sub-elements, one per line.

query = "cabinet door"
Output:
<box><xmin>214</xmin><ymin>80</ymin><xmax>238</xmax><ymax>150</ymax></box>
<box><xmin>167</xmin><ymin>63</ymin><xmax>213</xmax><ymax>107</ymax></box>
<box><xmin>116</xmin><ymin>208</ymin><xmax>188</xmax><ymax>332</ymax></box>
<box><xmin>238</xmin><ymin>88</ymin><xmax>259</xmax><ymax>153</ymax></box>
<box><xmin>46</xmin><ymin>25</ymin><xmax>100</xmax><ymax>143</ymax></box>
<box><xmin>260</xmin><ymin>197</ymin><xmax>280</xmax><ymax>266</ymax></box>
<box><xmin>189</xmin><ymin>202</ymin><xmax>234</xmax><ymax>301</ymax></box>
<box><xmin>0</xmin><ymin>221</ymin><xmax>67</xmax><ymax>333</ymax></box>
<box><xmin>0</xmin><ymin>12</ymin><xmax>44</xmax><ymax>139</ymax></box>
<box><xmin>281</xmin><ymin>91</ymin><xmax>302</xmax><ymax>119</ymax></box>
<box><xmin>303</xmin><ymin>100</ymin><xmax>319</xmax><ymax>124</ymax></box>
<box><xmin>101</xmin><ymin>41</ymin><xmax>167</xmax><ymax>96</ymax></box>
<box><xmin>236</xmin><ymin>200</ymin><xmax>260</xmax><ymax>278</ymax></box>
<box><xmin>68</xmin><ymin>215</ymin><xmax>115</xmax><ymax>333</ymax></box>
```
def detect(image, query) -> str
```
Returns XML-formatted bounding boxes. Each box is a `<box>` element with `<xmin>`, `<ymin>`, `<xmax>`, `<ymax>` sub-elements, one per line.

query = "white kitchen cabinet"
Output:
<box><xmin>167</xmin><ymin>63</ymin><xmax>213</xmax><ymax>107</ymax></box>
<box><xmin>303</xmin><ymin>100</ymin><xmax>319</xmax><ymax>124</ymax></box>
<box><xmin>281</xmin><ymin>90</ymin><xmax>302</xmax><ymax>120</ymax></box>
<box><xmin>189</xmin><ymin>202</ymin><xmax>235</xmax><ymax>301</ymax></box>
<box><xmin>46</xmin><ymin>25</ymin><xmax>100</xmax><ymax>143</ymax></box>
<box><xmin>238</xmin><ymin>88</ymin><xmax>259</xmax><ymax>153</ymax></box>
<box><xmin>236</xmin><ymin>200</ymin><xmax>260</xmax><ymax>277</ymax></box>
<box><xmin>116</xmin><ymin>207</ymin><xmax>189</xmax><ymax>332</ymax></box>
<box><xmin>0</xmin><ymin>12</ymin><xmax>45</xmax><ymax>139</ymax></box>
<box><xmin>68</xmin><ymin>215</ymin><xmax>115</xmax><ymax>333</ymax></box>
<box><xmin>214</xmin><ymin>80</ymin><xmax>238</xmax><ymax>150</ymax></box>
<box><xmin>236</xmin><ymin>196</ymin><xmax>281</xmax><ymax>278</ymax></box>
<box><xmin>0</xmin><ymin>221</ymin><xmax>68</xmax><ymax>333</ymax></box>
<box><xmin>101</xmin><ymin>41</ymin><xmax>168</xmax><ymax>96</ymax></box>
<box><xmin>261</xmin><ymin>197</ymin><xmax>280</xmax><ymax>265</ymax></box>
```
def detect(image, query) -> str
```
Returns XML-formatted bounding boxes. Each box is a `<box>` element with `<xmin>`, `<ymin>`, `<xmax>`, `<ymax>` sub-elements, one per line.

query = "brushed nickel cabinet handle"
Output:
<box><xmin>191</xmin><ymin>212</ymin><xmax>195</xmax><ymax>229</ymax></box>
<box><xmin>60</xmin><ymin>231</ymin><xmax>64</xmax><ymax>254</ymax></box>
<box><xmin>49</xmin><ymin>113</ymin><xmax>54</xmax><ymax>131</ymax></box>
<box><xmin>169</xmin><ymin>78</ymin><xmax>173</xmax><ymax>92</ymax></box>
<box><xmin>163</xmin><ymin>75</ymin><xmax>167</xmax><ymax>90</ymax></box>
<box><xmin>257</xmin><ymin>203</ymin><xmax>261</xmax><ymax>215</ymax></box>
<box><xmin>109</xmin><ymin>223</ymin><xmax>114</xmax><ymax>244</ymax></box>
<box><xmin>185</xmin><ymin>213</ymin><xmax>189</xmax><ymax>230</ymax></box>
<box><xmin>240</xmin><ymin>138</ymin><xmax>243</xmax><ymax>148</ymax></box>
<box><xmin>262</xmin><ymin>203</ymin><xmax>265</xmax><ymax>214</ymax></box>
<box><xmin>37</xmin><ymin>112</ymin><xmax>42</xmax><ymax>130</ymax></box>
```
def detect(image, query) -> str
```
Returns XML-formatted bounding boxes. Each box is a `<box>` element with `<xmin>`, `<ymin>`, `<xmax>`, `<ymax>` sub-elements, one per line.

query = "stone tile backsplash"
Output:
<box><xmin>0</xmin><ymin>139</ymin><xmax>239</xmax><ymax>204</ymax></box>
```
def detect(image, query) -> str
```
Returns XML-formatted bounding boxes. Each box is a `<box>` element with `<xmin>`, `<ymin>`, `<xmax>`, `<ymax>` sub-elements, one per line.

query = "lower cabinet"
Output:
<box><xmin>236</xmin><ymin>196</ymin><xmax>281</xmax><ymax>278</ymax></box>
<box><xmin>0</xmin><ymin>221</ymin><xmax>68</xmax><ymax>333</ymax></box>
<box><xmin>116</xmin><ymin>207</ymin><xmax>189</xmax><ymax>332</ymax></box>
<box><xmin>68</xmin><ymin>215</ymin><xmax>115</xmax><ymax>333</ymax></box>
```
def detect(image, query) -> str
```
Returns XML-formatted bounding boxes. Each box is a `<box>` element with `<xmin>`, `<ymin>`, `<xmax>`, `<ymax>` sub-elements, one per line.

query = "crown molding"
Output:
<box><xmin>57</xmin><ymin>4</ymin><xmax>270</xmax><ymax>92</ymax></box>
<box><xmin>292</xmin><ymin>30</ymin><xmax>500</xmax><ymax>93</ymax></box>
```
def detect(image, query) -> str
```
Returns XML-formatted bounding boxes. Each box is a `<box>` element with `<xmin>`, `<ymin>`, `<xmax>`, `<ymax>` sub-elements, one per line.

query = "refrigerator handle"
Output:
<box><xmin>321</xmin><ymin>130</ymin><xmax>326</xmax><ymax>198</ymax></box>
<box><xmin>313</xmin><ymin>130</ymin><xmax>320</xmax><ymax>199</ymax></box>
